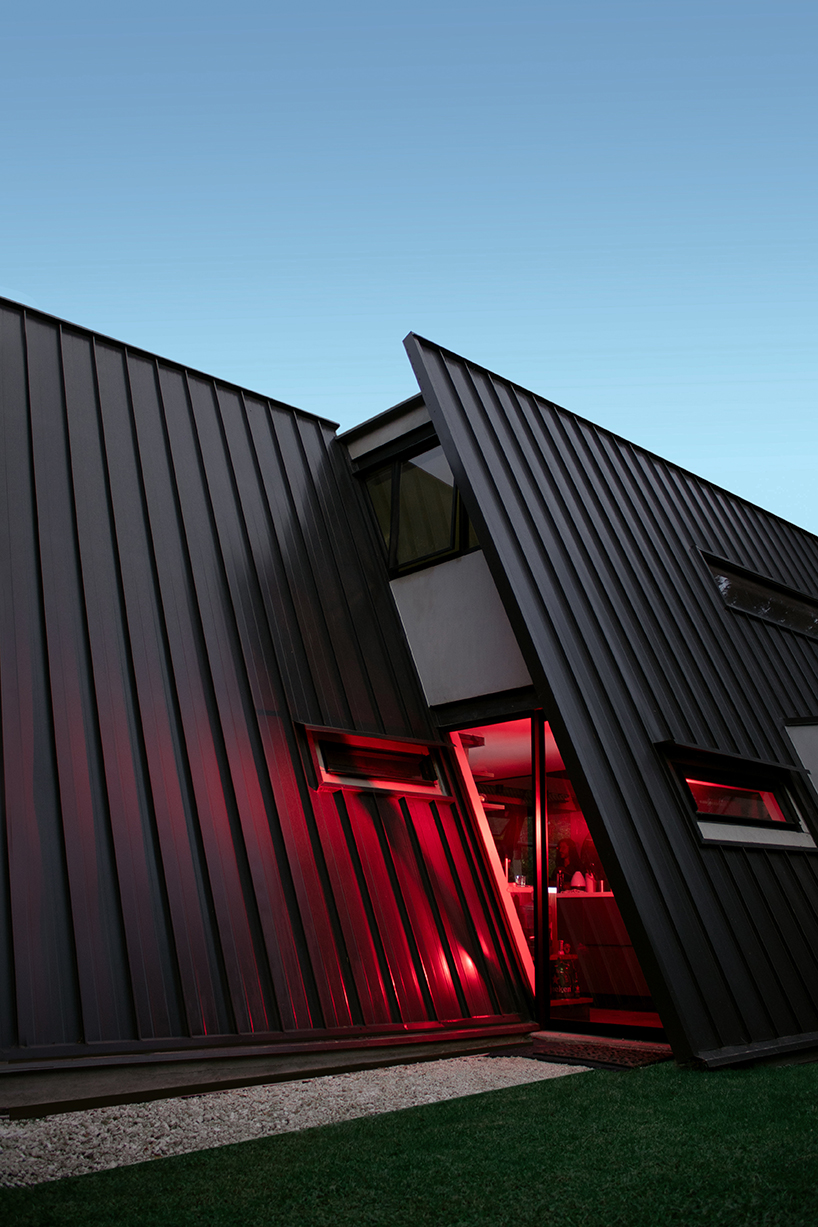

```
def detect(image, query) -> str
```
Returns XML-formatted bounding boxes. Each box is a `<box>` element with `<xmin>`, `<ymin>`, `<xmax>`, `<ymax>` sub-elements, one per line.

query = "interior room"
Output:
<box><xmin>457</xmin><ymin>716</ymin><xmax>663</xmax><ymax>1036</ymax></box>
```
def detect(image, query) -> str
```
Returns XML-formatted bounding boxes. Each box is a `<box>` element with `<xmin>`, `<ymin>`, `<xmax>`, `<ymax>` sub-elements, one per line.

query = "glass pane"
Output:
<box><xmin>364</xmin><ymin>466</ymin><xmax>392</xmax><ymax>550</ymax></box>
<box><xmin>460</xmin><ymin>719</ymin><xmax>535</xmax><ymax>955</ymax></box>
<box><xmin>546</xmin><ymin>729</ymin><xmax>660</xmax><ymax>1033</ymax></box>
<box><xmin>457</xmin><ymin>717</ymin><xmax>661</xmax><ymax>1034</ymax></box>
<box><xmin>319</xmin><ymin>740</ymin><xmax>436</xmax><ymax>784</ymax></box>
<box><xmin>709</xmin><ymin>562</ymin><xmax>818</xmax><ymax>640</ymax></box>
<box><xmin>685</xmin><ymin>777</ymin><xmax>787</xmax><ymax>823</ymax></box>
<box><xmin>397</xmin><ymin>447</ymin><xmax>456</xmax><ymax>566</ymax></box>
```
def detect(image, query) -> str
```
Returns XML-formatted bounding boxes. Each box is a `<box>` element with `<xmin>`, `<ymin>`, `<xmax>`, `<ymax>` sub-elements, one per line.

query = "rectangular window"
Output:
<box><xmin>363</xmin><ymin>443</ymin><xmax>479</xmax><ymax>575</ymax></box>
<box><xmin>660</xmin><ymin>742</ymin><xmax>817</xmax><ymax>847</ymax></box>
<box><xmin>683</xmin><ymin>778</ymin><xmax>788</xmax><ymax>825</ymax></box>
<box><xmin>705</xmin><ymin>555</ymin><xmax>818</xmax><ymax>641</ymax></box>
<box><xmin>396</xmin><ymin>449</ymin><xmax>457</xmax><ymax>565</ymax></box>
<box><xmin>304</xmin><ymin>728</ymin><xmax>448</xmax><ymax>798</ymax></box>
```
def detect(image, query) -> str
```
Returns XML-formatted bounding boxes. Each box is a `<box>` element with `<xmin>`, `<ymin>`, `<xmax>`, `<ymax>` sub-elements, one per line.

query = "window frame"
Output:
<box><xmin>702</xmin><ymin>551</ymin><xmax>818</xmax><ymax>643</ymax></box>
<box><xmin>675</xmin><ymin>764</ymin><xmax>800</xmax><ymax>831</ymax></box>
<box><xmin>302</xmin><ymin>725</ymin><xmax>450</xmax><ymax>798</ymax></box>
<box><xmin>658</xmin><ymin>741</ymin><xmax>818</xmax><ymax>848</ymax></box>
<box><xmin>359</xmin><ymin>438</ymin><xmax>481</xmax><ymax>578</ymax></box>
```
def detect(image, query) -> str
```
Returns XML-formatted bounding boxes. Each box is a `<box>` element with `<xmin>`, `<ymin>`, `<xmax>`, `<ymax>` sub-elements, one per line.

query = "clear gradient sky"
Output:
<box><xmin>2</xmin><ymin>2</ymin><xmax>816</xmax><ymax>530</ymax></box>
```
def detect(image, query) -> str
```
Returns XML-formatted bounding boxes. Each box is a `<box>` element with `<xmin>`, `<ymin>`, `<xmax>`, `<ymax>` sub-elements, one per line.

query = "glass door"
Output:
<box><xmin>453</xmin><ymin>715</ymin><xmax>663</xmax><ymax>1036</ymax></box>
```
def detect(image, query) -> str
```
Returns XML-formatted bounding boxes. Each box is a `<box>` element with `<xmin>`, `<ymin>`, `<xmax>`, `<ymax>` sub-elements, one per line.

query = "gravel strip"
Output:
<box><xmin>0</xmin><ymin>1055</ymin><xmax>586</xmax><ymax>1188</ymax></box>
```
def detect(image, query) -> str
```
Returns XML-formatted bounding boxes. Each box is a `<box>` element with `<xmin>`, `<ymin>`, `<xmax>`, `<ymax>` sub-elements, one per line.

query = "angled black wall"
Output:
<box><xmin>406</xmin><ymin>333</ymin><xmax>818</xmax><ymax>1065</ymax></box>
<box><xmin>0</xmin><ymin>302</ymin><xmax>530</xmax><ymax>1065</ymax></box>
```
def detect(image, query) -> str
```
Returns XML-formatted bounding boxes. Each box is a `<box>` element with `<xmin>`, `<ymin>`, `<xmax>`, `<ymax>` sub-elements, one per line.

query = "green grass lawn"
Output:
<box><xmin>3</xmin><ymin>1061</ymin><xmax>817</xmax><ymax>1226</ymax></box>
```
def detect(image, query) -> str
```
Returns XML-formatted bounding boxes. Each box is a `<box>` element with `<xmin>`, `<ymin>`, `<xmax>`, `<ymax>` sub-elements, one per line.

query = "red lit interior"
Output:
<box><xmin>458</xmin><ymin>717</ymin><xmax>662</xmax><ymax>1034</ymax></box>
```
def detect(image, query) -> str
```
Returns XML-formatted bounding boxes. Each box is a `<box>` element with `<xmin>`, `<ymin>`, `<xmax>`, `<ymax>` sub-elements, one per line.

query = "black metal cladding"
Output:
<box><xmin>0</xmin><ymin>301</ymin><xmax>529</xmax><ymax>1063</ymax></box>
<box><xmin>405</xmin><ymin>333</ymin><xmax>818</xmax><ymax>1065</ymax></box>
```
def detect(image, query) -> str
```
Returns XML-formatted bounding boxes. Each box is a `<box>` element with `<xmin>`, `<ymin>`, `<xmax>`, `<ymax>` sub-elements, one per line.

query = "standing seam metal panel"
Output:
<box><xmin>0</xmin><ymin>302</ymin><xmax>529</xmax><ymax>1061</ymax></box>
<box><xmin>406</xmin><ymin>333</ymin><xmax>818</xmax><ymax>1062</ymax></box>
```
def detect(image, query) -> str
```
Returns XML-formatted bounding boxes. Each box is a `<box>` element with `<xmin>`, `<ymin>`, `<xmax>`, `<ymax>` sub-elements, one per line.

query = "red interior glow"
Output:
<box><xmin>685</xmin><ymin>778</ymin><xmax>787</xmax><ymax>824</ymax></box>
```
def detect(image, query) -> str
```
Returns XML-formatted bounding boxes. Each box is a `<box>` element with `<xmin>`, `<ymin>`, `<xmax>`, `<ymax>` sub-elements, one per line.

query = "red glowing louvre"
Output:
<box><xmin>684</xmin><ymin>778</ymin><xmax>788</xmax><ymax>824</ymax></box>
<box><xmin>304</xmin><ymin>727</ymin><xmax>448</xmax><ymax>797</ymax></box>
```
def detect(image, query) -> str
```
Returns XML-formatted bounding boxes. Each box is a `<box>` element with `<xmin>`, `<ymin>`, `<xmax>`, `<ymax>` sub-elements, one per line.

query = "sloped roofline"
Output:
<box><xmin>404</xmin><ymin>331</ymin><xmax>818</xmax><ymax>548</ymax></box>
<box><xmin>0</xmin><ymin>294</ymin><xmax>340</xmax><ymax>431</ymax></box>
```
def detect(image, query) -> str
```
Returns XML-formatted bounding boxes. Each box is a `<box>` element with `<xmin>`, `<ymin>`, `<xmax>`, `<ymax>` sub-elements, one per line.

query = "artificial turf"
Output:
<box><xmin>2</xmin><ymin>1060</ymin><xmax>817</xmax><ymax>1226</ymax></box>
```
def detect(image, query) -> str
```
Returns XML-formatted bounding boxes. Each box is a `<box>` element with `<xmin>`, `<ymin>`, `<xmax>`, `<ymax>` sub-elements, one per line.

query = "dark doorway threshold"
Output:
<box><xmin>530</xmin><ymin>1030</ymin><xmax>673</xmax><ymax>1070</ymax></box>
<box><xmin>548</xmin><ymin>1017</ymin><xmax>668</xmax><ymax>1045</ymax></box>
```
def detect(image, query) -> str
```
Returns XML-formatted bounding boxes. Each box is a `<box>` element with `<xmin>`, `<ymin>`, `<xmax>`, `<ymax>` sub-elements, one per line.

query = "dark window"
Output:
<box><xmin>396</xmin><ymin>450</ymin><xmax>457</xmax><ymax>565</ymax></box>
<box><xmin>363</xmin><ymin>444</ymin><xmax>478</xmax><ymax>575</ymax></box>
<box><xmin>706</xmin><ymin>557</ymin><xmax>818</xmax><ymax>641</ymax></box>
<box><xmin>364</xmin><ymin>465</ymin><xmax>392</xmax><ymax>548</ymax></box>
<box><xmin>318</xmin><ymin>740</ymin><xmax>438</xmax><ymax>785</ymax></box>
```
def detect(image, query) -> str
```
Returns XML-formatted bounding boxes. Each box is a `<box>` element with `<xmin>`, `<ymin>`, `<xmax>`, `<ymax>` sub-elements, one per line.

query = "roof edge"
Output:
<box><xmin>338</xmin><ymin>392</ymin><xmax>425</xmax><ymax>443</ymax></box>
<box><xmin>404</xmin><ymin>331</ymin><xmax>818</xmax><ymax>545</ymax></box>
<box><xmin>0</xmin><ymin>294</ymin><xmax>339</xmax><ymax>431</ymax></box>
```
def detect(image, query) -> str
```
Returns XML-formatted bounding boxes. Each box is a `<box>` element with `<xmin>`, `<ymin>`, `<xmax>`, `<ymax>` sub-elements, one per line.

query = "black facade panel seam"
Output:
<box><xmin>330</xmin><ymin>789</ymin><xmax>404</xmax><ymax>1023</ymax></box>
<box><xmin>89</xmin><ymin>335</ymin><xmax>190</xmax><ymax>1045</ymax></box>
<box><xmin>226</xmin><ymin>387</ymin><xmax>325</xmax><ymax>725</ymax></box>
<box><xmin>1</xmin><ymin>301</ymin><xmax>530</xmax><ymax>1069</ymax></box>
<box><xmin>698</xmin><ymin>851</ymin><xmax>791</xmax><ymax>1040</ymax></box>
<box><xmin>405</xmin><ymin>331</ymin><xmax>818</xmax><ymax>1065</ymax></box>
<box><xmin>404</xmin><ymin>335</ymin><xmax>720</xmax><ymax>1058</ymax></box>
<box><xmin>105</xmin><ymin>344</ymin><xmax>232</xmax><ymax>1039</ymax></box>
<box><xmin>31</xmin><ymin>314</ymin><xmax>141</xmax><ymax>1047</ymax></box>
<box><xmin>588</xmin><ymin>438</ymin><xmax>766</xmax><ymax>753</ymax></box>
<box><xmin>191</xmin><ymin>381</ymin><xmax>325</xmax><ymax>1031</ymax></box>
<box><xmin>176</xmin><ymin>368</ymin><xmax>313</xmax><ymax>1035</ymax></box>
<box><xmin>620</xmin><ymin>446</ymin><xmax>784</xmax><ymax>759</ymax></box>
<box><xmin>129</xmin><ymin>352</ymin><xmax>245</xmax><ymax>1038</ymax></box>
<box><xmin>0</xmin><ymin>295</ymin><xmax>340</xmax><ymax>432</ymax></box>
<box><xmin>742</xmin><ymin>621</ymin><xmax>818</xmax><ymax>726</ymax></box>
<box><xmin>735</xmin><ymin>858</ymin><xmax>813</xmax><ymax>1033</ymax></box>
<box><xmin>65</xmin><ymin>327</ymin><xmax>179</xmax><ymax>1044</ymax></box>
<box><xmin>250</xmin><ymin>399</ymin><xmax>354</xmax><ymax>730</ymax></box>
<box><xmin>542</xmin><ymin>417</ymin><xmax>708</xmax><ymax>745</ymax></box>
<box><xmin>300</xmin><ymin>420</ymin><xmax>430</xmax><ymax>739</ymax></box>
<box><xmin>742</xmin><ymin>854</ymin><xmax>818</xmax><ymax>1027</ymax></box>
<box><xmin>661</xmin><ymin>459</ymin><xmax>811</xmax><ymax>758</ymax></box>
<box><xmin>275</xmin><ymin>412</ymin><xmax>382</xmax><ymax>733</ymax></box>
<box><xmin>182</xmin><ymin>385</ymin><xmax>360</xmax><ymax>1035</ymax></box>
<box><xmin>403</xmin><ymin>330</ymin><xmax>818</xmax><ymax>548</ymax></box>
<box><xmin>500</xmin><ymin>381</ymin><xmax>684</xmax><ymax>744</ymax></box>
<box><xmin>7</xmin><ymin>307</ymin><xmax>83</xmax><ymax>1049</ymax></box>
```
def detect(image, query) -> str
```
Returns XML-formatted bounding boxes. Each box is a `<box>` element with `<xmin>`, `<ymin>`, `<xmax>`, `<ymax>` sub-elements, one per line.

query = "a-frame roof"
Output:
<box><xmin>405</xmin><ymin>332</ymin><xmax>818</xmax><ymax>1066</ymax></box>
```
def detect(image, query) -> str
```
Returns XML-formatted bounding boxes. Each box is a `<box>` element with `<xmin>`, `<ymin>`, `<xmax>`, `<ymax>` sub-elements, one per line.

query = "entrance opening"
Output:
<box><xmin>453</xmin><ymin>715</ymin><xmax>663</xmax><ymax>1036</ymax></box>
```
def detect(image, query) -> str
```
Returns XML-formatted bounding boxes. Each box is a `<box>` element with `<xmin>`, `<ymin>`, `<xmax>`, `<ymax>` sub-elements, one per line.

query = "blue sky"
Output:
<box><xmin>2</xmin><ymin>1</ymin><xmax>816</xmax><ymax>531</ymax></box>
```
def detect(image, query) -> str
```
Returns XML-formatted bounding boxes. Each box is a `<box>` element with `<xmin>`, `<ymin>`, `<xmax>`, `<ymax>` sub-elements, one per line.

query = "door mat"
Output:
<box><xmin>529</xmin><ymin>1031</ymin><xmax>673</xmax><ymax>1069</ymax></box>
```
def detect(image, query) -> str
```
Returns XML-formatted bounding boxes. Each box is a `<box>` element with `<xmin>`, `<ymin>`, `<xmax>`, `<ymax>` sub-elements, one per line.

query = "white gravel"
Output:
<box><xmin>0</xmin><ymin>1054</ymin><xmax>586</xmax><ymax>1189</ymax></box>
